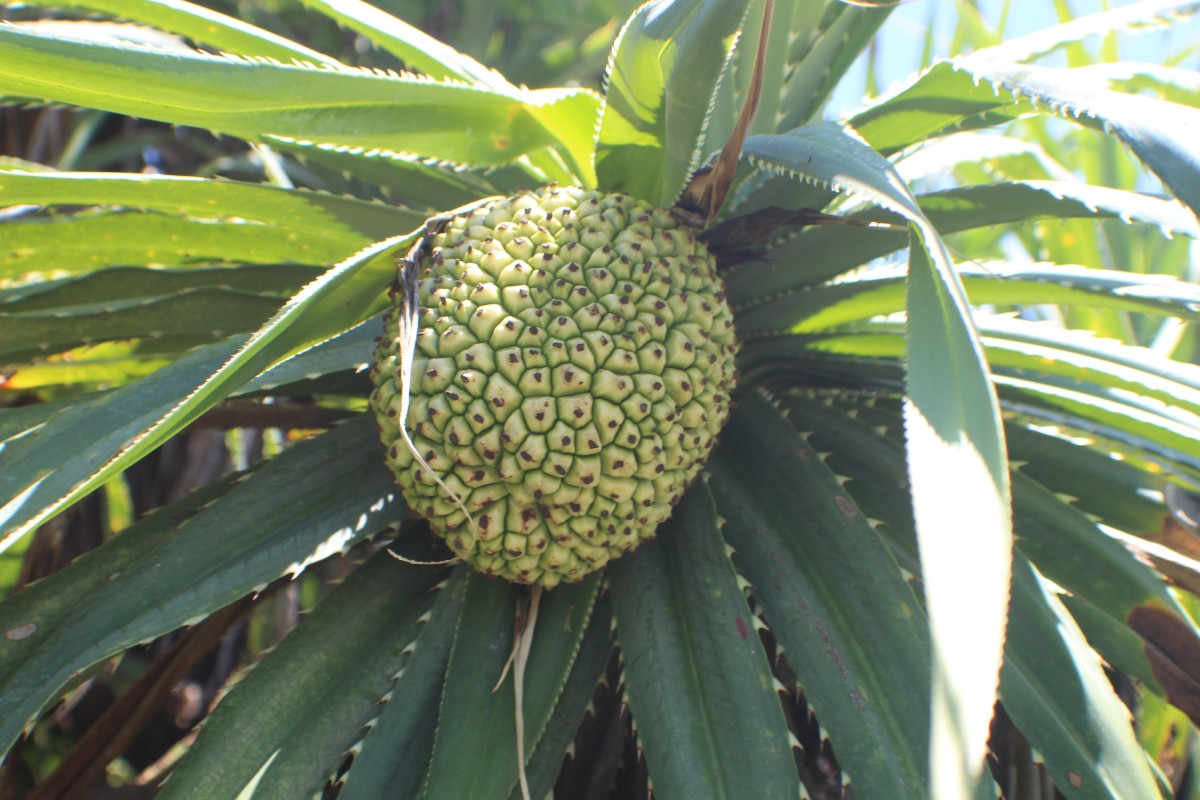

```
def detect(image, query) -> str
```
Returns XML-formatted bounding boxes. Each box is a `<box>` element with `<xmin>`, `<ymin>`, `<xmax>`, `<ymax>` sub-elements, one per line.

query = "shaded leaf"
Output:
<box><xmin>608</xmin><ymin>482</ymin><xmax>797</xmax><ymax>799</ymax></box>
<box><xmin>0</xmin><ymin>288</ymin><xmax>283</xmax><ymax>362</ymax></box>
<box><xmin>1005</xmin><ymin>424</ymin><xmax>1166</xmax><ymax>539</ymax></box>
<box><xmin>33</xmin><ymin>598</ymin><xmax>253</xmax><ymax>799</ymax></box>
<box><xmin>0</xmin><ymin>264</ymin><xmax>321</xmax><ymax>311</ymax></box>
<box><xmin>159</xmin><ymin>544</ymin><xmax>448</xmax><ymax>799</ymax></box>
<box><xmin>422</xmin><ymin>573</ymin><xmax>602</xmax><ymax>799</ymax></box>
<box><xmin>238</xmin><ymin>318</ymin><xmax>377</xmax><ymax>394</ymax></box>
<box><xmin>512</xmin><ymin>594</ymin><xmax>615</xmax><ymax>800</ymax></box>
<box><xmin>337</xmin><ymin>566</ymin><xmax>468</xmax><ymax>800</ymax></box>
<box><xmin>1002</xmin><ymin>557</ymin><xmax>1168</xmax><ymax>800</ymax></box>
<box><xmin>0</xmin><ymin>414</ymin><xmax>404</xmax><ymax>752</ymax></box>
<box><xmin>710</xmin><ymin>392</ymin><xmax>931</xmax><ymax>799</ymax></box>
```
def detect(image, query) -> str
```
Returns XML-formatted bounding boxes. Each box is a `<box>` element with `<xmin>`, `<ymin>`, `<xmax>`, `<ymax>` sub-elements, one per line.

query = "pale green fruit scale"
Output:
<box><xmin>369</xmin><ymin>185</ymin><xmax>739</xmax><ymax>588</ymax></box>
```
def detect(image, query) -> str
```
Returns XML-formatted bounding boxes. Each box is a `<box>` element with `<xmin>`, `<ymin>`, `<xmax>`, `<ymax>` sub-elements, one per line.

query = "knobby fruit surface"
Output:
<box><xmin>370</xmin><ymin>186</ymin><xmax>738</xmax><ymax>587</ymax></box>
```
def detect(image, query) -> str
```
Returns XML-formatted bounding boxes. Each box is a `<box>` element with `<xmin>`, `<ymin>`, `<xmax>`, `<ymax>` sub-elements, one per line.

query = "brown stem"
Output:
<box><xmin>28</xmin><ymin>596</ymin><xmax>257</xmax><ymax>800</ymax></box>
<box><xmin>194</xmin><ymin>401</ymin><xmax>354</xmax><ymax>431</ymax></box>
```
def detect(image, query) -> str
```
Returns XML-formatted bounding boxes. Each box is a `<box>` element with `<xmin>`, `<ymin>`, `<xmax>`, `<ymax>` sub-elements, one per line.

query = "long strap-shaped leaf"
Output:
<box><xmin>0</xmin><ymin>414</ymin><xmax>403</xmax><ymax>752</ymax></box>
<box><xmin>736</xmin><ymin>260</ymin><xmax>1200</xmax><ymax>336</ymax></box>
<box><xmin>781</xmin><ymin>394</ymin><xmax>1176</xmax><ymax>798</ymax></box>
<box><xmin>710</xmin><ymin>392</ymin><xmax>931</xmax><ymax>799</ymax></box>
<box><xmin>1003</xmin><ymin>555</ymin><xmax>1169</xmax><ymax>800</ymax></box>
<box><xmin>726</xmin><ymin>179</ymin><xmax>1199</xmax><ymax>307</ymax></box>
<box><xmin>607</xmin><ymin>483</ymin><xmax>798</xmax><ymax>799</ymax></box>
<box><xmin>851</xmin><ymin>57</ymin><xmax>1200</xmax><ymax>222</ymax></box>
<box><xmin>980</xmin><ymin>318</ymin><xmax>1200</xmax><ymax>419</ymax></box>
<box><xmin>0</xmin><ymin>288</ymin><xmax>283</xmax><ymax>363</ymax></box>
<box><xmin>421</xmin><ymin>573</ymin><xmax>602</xmax><ymax>799</ymax></box>
<box><xmin>0</xmin><ymin>213</ymin><xmax>354</xmax><ymax>279</ymax></box>
<box><xmin>741</xmin><ymin>122</ymin><xmax>1011</xmax><ymax>800</ymax></box>
<box><xmin>1004</xmin><ymin>424</ymin><xmax>1166</xmax><ymax>538</ymax></box>
<box><xmin>790</xmin><ymin>391</ymin><xmax>1192</xmax><ymax>695</ymax></box>
<box><xmin>236</xmin><ymin>318</ymin><xmax>375</xmax><ymax>394</ymax></box>
<box><xmin>0</xmin><ymin>171</ymin><xmax>421</xmax><ymax>242</ymax></box>
<box><xmin>997</xmin><ymin>375</ymin><xmax>1200</xmax><ymax>482</ymax></box>
<box><xmin>595</xmin><ymin>0</ymin><xmax>754</xmax><ymax>206</ymax></box>
<box><xmin>1</xmin><ymin>347</ymin><xmax>173</xmax><ymax>392</ymax></box>
<box><xmin>0</xmin><ymin>264</ymin><xmax>321</xmax><ymax>310</ymax></box>
<box><xmin>158</xmin><ymin>545</ymin><xmax>449</xmax><ymax>800</ymax></box>
<box><xmin>47</xmin><ymin>0</ymin><xmax>341</xmax><ymax>64</ymax></box>
<box><xmin>1012</xmin><ymin>472</ymin><xmax>1176</xmax><ymax>692</ymax></box>
<box><xmin>336</xmin><ymin>567</ymin><xmax>468</xmax><ymax>800</ymax></box>
<box><xmin>775</xmin><ymin>0</ymin><xmax>892</xmax><ymax>131</ymax></box>
<box><xmin>511</xmin><ymin>595</ymin><xmax>615</xmax><ymax>800</ymax></box>
<box><xmin>740</xmin><ymin>327</ymin><xmax>1200</xmax><ymax>485</ymax></box>
<box><xmin>0</xmin><ymin>229</ymin><xmax>417</xmax><ymax>553</ymax></box>
<box><xmin>0</xmin><ymin>25</ymin><xmax>598</xmax><ymax>175</ymax></box>
<box><xmin>298</xmin><ymin>0</ymin><xmax>513</xmax><ymax>91</ymax></box>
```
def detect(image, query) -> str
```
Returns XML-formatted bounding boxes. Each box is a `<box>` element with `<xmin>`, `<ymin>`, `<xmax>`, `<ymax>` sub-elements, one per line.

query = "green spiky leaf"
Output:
<box><xmin>608</xmin><ymin>483</ymin><xmax>797</xmax><ymax>799</ymax></box>
<box><xmin>595</xmin><ymin>0</ymin><xmax>754</xmax><ymax>205</ymax></box>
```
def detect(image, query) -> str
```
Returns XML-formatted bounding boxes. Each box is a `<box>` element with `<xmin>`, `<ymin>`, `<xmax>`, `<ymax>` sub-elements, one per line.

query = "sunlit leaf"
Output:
<box><xmin>48</xmin><ymin>0</ymin><xmax>341</xmax><ymax>64</ymax></box>
<box><xmin>741</xmin><ymin>122</ymin><xmax>1011</xmax><ymax>800</ymax></box>
<box><xmin>0</xmin><ymin>231</ymin><xmax>415</xmax><ymax>553</ymax></box>
<box><xmin>0</xmin><ymin>25</ymin><xmax>600</xmax><ymax>175</ymax></box>
<box><xmin>595</xmin><ymin>0</ymin><xmax>754</xmax><ymax>205</ymax></box>
<box><xmin>851</xmin><ymin>57</ymin><xmax>1200</xmax><ymax>220</ymax></box>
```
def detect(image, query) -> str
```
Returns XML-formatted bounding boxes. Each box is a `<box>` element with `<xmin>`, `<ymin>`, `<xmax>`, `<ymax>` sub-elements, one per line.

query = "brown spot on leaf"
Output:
<box><xmin>6</xmin><ymin>623</ymin><xmax>36</xmax><ymax>641</ymax></box>
<box><xmin>834</xmin><ymin>495</ymin><xmax>858</xmax><ymax>518</ymax></box>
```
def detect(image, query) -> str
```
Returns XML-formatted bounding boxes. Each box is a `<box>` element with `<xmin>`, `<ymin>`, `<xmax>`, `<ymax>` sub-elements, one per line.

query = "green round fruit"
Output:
<box><xmin>369</xmin><ymin>185</ymin><xmax>738</xmax><ymax>587</ymax></box>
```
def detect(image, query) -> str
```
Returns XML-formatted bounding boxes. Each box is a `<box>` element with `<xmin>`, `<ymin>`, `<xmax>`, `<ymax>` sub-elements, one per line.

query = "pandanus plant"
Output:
<box><xmin>2</xmin><ymin>0</ymin><xmax>1200</xmax><ymax>797</ymax></box>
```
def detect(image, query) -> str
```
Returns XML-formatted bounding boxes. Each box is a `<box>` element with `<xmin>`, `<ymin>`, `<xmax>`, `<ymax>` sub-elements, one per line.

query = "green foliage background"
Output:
<box><xmin>2</xmin><ymin>1</ymin><xmax>1200</xmax><ymax>798</ymax></box>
